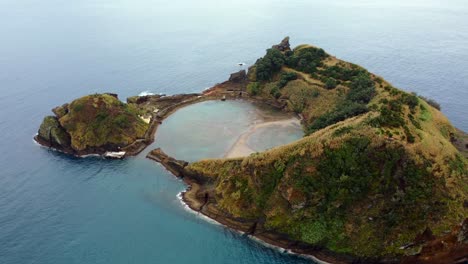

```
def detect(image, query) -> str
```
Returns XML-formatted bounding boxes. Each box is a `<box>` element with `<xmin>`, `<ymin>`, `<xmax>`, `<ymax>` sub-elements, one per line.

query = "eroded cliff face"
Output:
<box><xmin>38</xmin><ymin>116</ymin><xmax>71</xmax><ymax>148</ymax></box>
<box><xmin>36</xmin><ymin>93</ymin><xmax>148</xmax><ymax>155</ymax></box>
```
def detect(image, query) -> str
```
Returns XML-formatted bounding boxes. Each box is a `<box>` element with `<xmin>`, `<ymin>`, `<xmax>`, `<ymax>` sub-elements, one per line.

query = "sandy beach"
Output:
<box><xmin>224</xmin><ymin>118</ymin><xmax>302</xmax><ymax>158</ymax></box>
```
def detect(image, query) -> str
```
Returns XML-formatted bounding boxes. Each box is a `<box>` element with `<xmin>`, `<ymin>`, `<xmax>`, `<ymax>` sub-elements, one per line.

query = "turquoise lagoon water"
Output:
<box><xmin>1</xmin><ymin>0</ymin><xmax>467</xmax><ymax>263</ymax></box>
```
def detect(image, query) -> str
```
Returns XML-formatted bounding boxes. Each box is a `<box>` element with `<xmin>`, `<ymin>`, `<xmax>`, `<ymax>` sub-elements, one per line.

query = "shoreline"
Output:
<box><xmin>178</xmin><ymin>180</ymin><xmax>357</xmax><ymax>264</ymax></box>
<box><xmin>174</xmin><ymin>191</ymin><xmax>331</xmax><ymax>264</ymax></box>
<box><xmin>30</xmin><ymin>79</ymin><xmax>398</xmax><ymax>262</ymax></box>
<box><xmin>33</xmin><ymin>76</ymin><xmax>279</xmax><ymax>158</ymax></box>
<box><xmin>224</xmin><ymin>118</ymin><xmax>302</xmax><ymax>158</ymax></box>
<box><xmin>146</xmin><ymin>148</ymin><xmax>364</xmax><ymax>264</ymax></box>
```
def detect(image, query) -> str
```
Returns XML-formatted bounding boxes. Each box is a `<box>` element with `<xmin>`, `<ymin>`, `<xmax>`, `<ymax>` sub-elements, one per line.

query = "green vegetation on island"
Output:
<box><xmin>185</xmin><ymin>38</ymin><xmax>467</xmax><ymax>260</ymax></box>
<box><xmin>35</xmin><ymin>37</ymin><xmax>467</xmax><ymax>262</ymax></box>
<box><xmin>36</xmin><ymin>93</ymin><xmax>148</xmax><ymax>154</ymax></box>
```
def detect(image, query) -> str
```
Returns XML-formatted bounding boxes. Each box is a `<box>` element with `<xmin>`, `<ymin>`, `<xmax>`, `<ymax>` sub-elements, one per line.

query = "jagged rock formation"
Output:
<box><xmin>37</xmin><ymin>116</ymin><xmax>71</xmax><ymax>149</ymax></box>
<box><xmin>272</xmin><ymin>36</ymin><xmax>291</xmax><ymax>52</ymax></box>
<box><xmin>228</xmin><ymin>70</ymin><xmax>247</xmax><ymax>83</ymax></box>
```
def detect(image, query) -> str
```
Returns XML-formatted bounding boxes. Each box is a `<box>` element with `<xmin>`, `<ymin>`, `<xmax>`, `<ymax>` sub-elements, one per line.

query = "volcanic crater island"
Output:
<box><xmin>35</xmin><ymin>38</ymin><xmax>468</xmax><ymax>264</ymax></box>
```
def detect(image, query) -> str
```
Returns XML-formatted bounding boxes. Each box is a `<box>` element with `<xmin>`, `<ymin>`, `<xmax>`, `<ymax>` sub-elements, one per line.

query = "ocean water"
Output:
<box><xmin>0</xmin><ymin>0</ymin><xmax>467</xmax><ymax>263</ymax></box>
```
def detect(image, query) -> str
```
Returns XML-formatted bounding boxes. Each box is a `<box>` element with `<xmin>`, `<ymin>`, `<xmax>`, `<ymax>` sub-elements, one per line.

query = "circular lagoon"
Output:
<box><xmin>148</xmin><ymin>100</ymin><xmax>304</xmax><ymax>161</ymax></box>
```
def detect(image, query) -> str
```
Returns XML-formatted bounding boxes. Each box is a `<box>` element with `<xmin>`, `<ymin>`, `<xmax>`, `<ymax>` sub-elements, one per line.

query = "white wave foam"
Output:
<box><xmin>138</xmin><ymin>91</ymin><xmax>155</xmax><ymax>96</ymax></box>
<box><xmin>33</xmin><ymin>134</ymin><xmax>102</xmax><ymax>158</ymax></box>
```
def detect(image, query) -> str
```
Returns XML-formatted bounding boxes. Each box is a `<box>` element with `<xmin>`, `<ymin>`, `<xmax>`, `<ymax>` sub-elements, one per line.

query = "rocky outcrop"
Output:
<box><xmin>146</xmin><ymin>148</ymin><xmax>211</xmax><ymax>184</ymax></box>
<box><xmin>104</xmin><ymin>93</ymin><xmax>118</xmax><ymax>99</ymax></box>
<box><xmin>52</xmin><ymin>104</ymin><xmax>68</xmax><ymax>118</ymax></box>
<box><xmin>37</xmin><ymin>116</ymin><xmax>71</xmax><ymax>148</ymax></box>
<box><xmin>228</xmin><ymin>70</ymin><xmax>247</xmax><ymax>83</ymax></box>
<box><xmin>146</xmin><ymin>148</ymin><xmax>188</xmax><ymax>177</ymax></box>
<box><xmin>401</xmin><ymin>219</ymin><xmax>468</xmax><ymax>264</ymax></box>
<box><xmin>35</xmin><ymin>93</ymin><xmax>149</xmax><ymax>156</ymax></box>
<box><xmin>272</xmin><ymin>36</ymin><xmax>291</xmax><ymax>52</ymax></box>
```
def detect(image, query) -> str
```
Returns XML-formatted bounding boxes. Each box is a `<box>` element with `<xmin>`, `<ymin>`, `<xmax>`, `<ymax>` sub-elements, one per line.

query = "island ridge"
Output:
<box><xmin>35</xmin><ymin>38</ymin><xmax>468</xmax><ymax>264</ymax></box>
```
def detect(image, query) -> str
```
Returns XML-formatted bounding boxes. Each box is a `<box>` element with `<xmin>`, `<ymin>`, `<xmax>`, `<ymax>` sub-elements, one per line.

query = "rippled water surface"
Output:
<box><xmin>1</xmin><ymin>0</ymin><xmax>467</xmax><ymax>263</ymax></box>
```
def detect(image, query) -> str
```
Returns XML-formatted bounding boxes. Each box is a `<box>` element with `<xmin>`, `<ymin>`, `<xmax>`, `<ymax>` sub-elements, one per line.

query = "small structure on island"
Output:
<box><xmin>103</xmin><ymin>151</ymin><xmax>126</xmax><ymax>159</ymax></box>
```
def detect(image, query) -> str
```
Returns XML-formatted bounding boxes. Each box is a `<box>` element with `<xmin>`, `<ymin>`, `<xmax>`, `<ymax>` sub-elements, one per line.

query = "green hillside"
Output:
<box><xmin>186</xmin><ymin>41</ymin><xmax>467</xmax><ymax>258</ymax></box>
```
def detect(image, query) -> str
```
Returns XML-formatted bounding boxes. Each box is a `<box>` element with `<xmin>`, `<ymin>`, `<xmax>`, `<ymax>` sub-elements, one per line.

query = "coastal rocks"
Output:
<box><xmin>146</xmin><ymin>148</ymin><xmax>211</xmax><ymax>184</ymax></box>
<box><xmin>146</xmin><ymin>148</ymin><xmax>188</xmax><ymax>177</ymax></box>
<box><xmin>35</xmin><ymin>93</ymin><xmax>149</xmax><ymax>156</ymax></box>
<box><xmin>228</xmin><ymin>70</ymin><xmax>247</xmax><ymax>83</ymax></box>
<box><xmin>104</xmin><ymin>92</ymin><xmax>118</xmax><ymax>99</ymax></box>
<box><xmin>37</xmin><ymin>116</ymin><xmax>71</xmax><ymax>148</ymax></box>
<box><xmin>401</xmin><ymin>218</ymin><xmax>468</xmax><ymax>264</ymax></box>
<box><xmin>127</xmin><ymin>94</ymin><xmax>163</xmax><ymax>104</ymax></box>
<box><xmin>52</xmin><ymin>103</ymin><xmax>68</xmax><ymax>118</ymax></box>
<box><xmin>272</xmin><ymin>36</ymin><xmax>291</xmax><ymax>52</ymax></box>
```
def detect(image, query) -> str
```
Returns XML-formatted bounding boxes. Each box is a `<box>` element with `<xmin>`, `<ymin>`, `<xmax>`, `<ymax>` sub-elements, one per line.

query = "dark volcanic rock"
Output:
<box><xmin>458</xmin><ymin>218</ymin><xmax>468</xmax><ymax>243</ymax></box>
<box><xmin>146</xmin><ymin>148</ymin><xmax>211</xmax><ymax>184</ymax></box>
<box><xmin>104</xmin><ymin>93</ymin><xmax>119</xmax><ymax>99</ymax></box>
<box><xmin>52</xmin><ymin>103</ymin><xmax>69</xmax><ymax>118</ymax></box>
<box><xmin>272</xmin><ymin>36</ymin><xmax>291</xmax><ymax>52</ymax></box>
<box><xmin>37</xmin><ymin>116</ymin><xmax>71</xmax><ymax>147</ymax></box>
<box><xmin>229</xmin><ymin>70</ymin><xmax>247</xmax><ymax>83</ymax></box>
<box><xmin>147</xmin><ymin>148</ymin><xmax>188</xmax><ymax>177</ymax></box>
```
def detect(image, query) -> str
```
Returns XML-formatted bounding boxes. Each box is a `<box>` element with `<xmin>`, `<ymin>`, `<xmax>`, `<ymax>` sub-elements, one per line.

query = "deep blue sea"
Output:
<box><xmin>1</xmin><ymin>0</ymin><xmax>467</xmax><ymax>263</ymax></box>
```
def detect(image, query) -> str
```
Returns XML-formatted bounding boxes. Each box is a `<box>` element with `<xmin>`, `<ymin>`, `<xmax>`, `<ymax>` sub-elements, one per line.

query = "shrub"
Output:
<box><xmin>270</xmin><ymin>87</ymin><xmax>281</xmax><ymax>99</ymax></box>
<box><xmin>308</xmin><ymin>102</ymin><xmax>368</xmax><ymax>133</ymax></box>
<box><xmin>325</xmin><ymin>78</ymin><xmax>337</xmax><ymax>89</ymax></box>
<box><xmin>256</xmin><ymin>49</ymin><xmax>286</xmax><ymax>81</ymax></box>
<box><xmin>320</xmin><ymin>65</ymin><xmax>364</xmax><ymax>81</ymax></box>
<box><xmin>113</xmin><ymin>114</ymin><xmax>130</xmax><ymax>128</ymax></box>
<box><xmin>277</xmin><ymin>72</ymin><xmax>298</xmax><ymax>88</ymax></box>
<box><xmin>287</xmin><ymin>47</ymin><xmax>327</xmax><ymax>74</ymax></box>
<box><xmin>371</xmin><ymin>102</ymin><xmax>405</xmax><ymax>128</ymax></box>
<box><xmin>346</xmin><ymin>72</ymin><xmax>375</xmax><ymax>104</ymax></box>
<box><xmin>247</xmin><ymin>82</ymin><xmax>261</xmax><ymax>95</ymax></box>
<box><xmin>307</xmin><ymin>71</ymin><xmax>376</xmax><ymax>133</ymax></box>
<box><xmin>95</xmin><ymin>112</ymin><xmax>109</xmax><ymax>122</ymax></box>
<box><xmin>402</xmin><ymin>93</ymin><xmax>419</xmax><ymax>110</ymax></box>
<box><xmin>72</xmin><ymin>103</ymin><xmax>84</xmax><ymax>112</ymax></box>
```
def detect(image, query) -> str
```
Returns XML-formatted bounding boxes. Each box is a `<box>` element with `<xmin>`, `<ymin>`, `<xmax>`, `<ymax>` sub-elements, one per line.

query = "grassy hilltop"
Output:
<box><xmin>186</xmin><ymin>39</ymin><xmax>467</xmax><ymax>258</ymax></box>
<box><xmin>37</xmin><ymin>93</ymin><xmax>148</xmax><ymax>154</ymax></box>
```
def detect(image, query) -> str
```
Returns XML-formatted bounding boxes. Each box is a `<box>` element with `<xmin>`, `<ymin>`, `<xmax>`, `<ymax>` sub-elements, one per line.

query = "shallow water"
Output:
<box><xmin>150</xmin><ymin>100</ymin><xmax>303</xmax><ymax>161</ymax></box>
<box><xmin>248</xmin><ymin>123</ymin><xmax>304</xmax><ymax>153</ymax></box>
<box><xmin>1</xmin><ymin>0</ymin><xmax>467</xmax><ymax>263</ymax></box>
<box><xmin>147</xmin><ymin>100</ymin><xmax>260</xmax><ymax>161</ymax></box>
